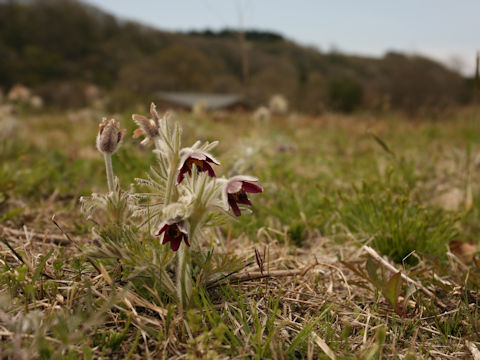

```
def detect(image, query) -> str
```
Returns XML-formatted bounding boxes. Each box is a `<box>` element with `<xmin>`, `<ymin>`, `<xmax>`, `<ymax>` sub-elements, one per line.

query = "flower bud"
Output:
<box><xmin>96</xmin><ymin>118</ymin><xmax>125</xmax><ymax>154</ymax></box>
<box><xmin>132</xmin><ymin>102</ymin><xmax>162</xmax><ymax>146</ymax></box>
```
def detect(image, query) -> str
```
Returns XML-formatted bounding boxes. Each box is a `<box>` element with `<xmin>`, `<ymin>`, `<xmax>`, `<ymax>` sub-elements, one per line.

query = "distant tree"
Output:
<box><xmin>248</xmin><ymin>57</ymin><xmax>298</xmax><ymax>103</ymax></box>
<box><xmin>328</xmin><ymin>77</ymin><xmax>363</xmax><ymax>112</ymax></box>
<box><xmin>298</xmin><ymin>71</ymin><xmax>327</xmax><ymax>114</ymax></box>
<box><xmin>119</xmin><ymin>44</ymin><xmax>214</xmax><ymax>94</ymax></box>
<box><xmin>187</xmin><ymin>29</ymin><xmax>284</xmax><ymax>43</ymax></box>
<box><xmin>377</xmin><ymin>52</ymin><xmax>468</xmax><ymax>113</ymax></box>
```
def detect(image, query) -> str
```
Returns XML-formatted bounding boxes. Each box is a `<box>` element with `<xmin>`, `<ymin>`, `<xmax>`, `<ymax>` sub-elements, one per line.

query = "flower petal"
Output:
<box><xmin>169</xmin><ymin>237</ymin><xmax>182</xmax><ymax>251</ymax></box>
<box><xmin>177</xmin><ymin>164</ymin><xmax>191</xmax><ymax>183</ymax></box>
<box><xmin>205</xmin><ymin>155</ymin><xmax>220</xmax><ymax>165</ymax></box>
<box><xmin>230</xmin><ymin>175</ymin><xmax>258</xmax><ymax>183</ymax></box>
<box><xmin>157</xmin><ymin>224</ymin><xmax>168</xmax><ymax>236</ymax></box>
<box><xmin>117</xmin><ymin>129</ymin><xmax>126</xmax><ymax>143</ymax></box>
<box><xmin>226</xmin><ymin>180</ymin><xmax>243</xmax><ymax>194</ymax></box>
<box><xmin>150</xmin><ymin>102</ymin><xmax>160</xmax><ymax>123</ymax></box>
<box><xmin>133</xmin><ymin>128</ymin><xmax>145</xmax><ymax>139</ymax></box>
<box><xmin>132</xmin><ymin>114</ymin><xmax>149</xmax><ymax>124</ymax></box>
<box><xmin>242</xmin><ymin>182</ymin><xmax>263</xmax><ymax>194</ymax></box>
<box><xmin>203</xmin><ymin>161</ymin><xmax>217</xmax><ymax>178</ymax></box>
<box><xmin>189</xmin><ymin>151</ymin><xmax>207</xmax><ymax>161</ymax></box>
<box><xmin>228</xmin><ymin>198</ymin><xmax>242</xmax><ymax>216</ymax></box>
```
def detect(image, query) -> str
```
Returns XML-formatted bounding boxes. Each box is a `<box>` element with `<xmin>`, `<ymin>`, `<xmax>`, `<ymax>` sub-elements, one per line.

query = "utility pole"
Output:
<box><xmin>475</xmin><ymin>51</ymin><xmax>479</xmax><ymax>107</ymax></box>
<box><xmin>236</xmin><ymin>2</ymin><xmax>249</xmax><ymax>87</ymax></box>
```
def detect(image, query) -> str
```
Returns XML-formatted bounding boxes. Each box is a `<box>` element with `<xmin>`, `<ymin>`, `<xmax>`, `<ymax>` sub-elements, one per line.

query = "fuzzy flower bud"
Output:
<box><xmin>132</xmin><ymin>102</ymin><xmax>162</xmax><ymax>146</ymax></box>
<box><xmin>96</xmin><ymin>118</ymin><xmax>125</xmax><ymax>154</ymax></box>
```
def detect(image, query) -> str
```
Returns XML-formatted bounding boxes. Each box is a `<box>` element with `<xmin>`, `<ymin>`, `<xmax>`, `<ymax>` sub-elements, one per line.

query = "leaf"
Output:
<box><xmin>340</xmin><ymin>260</ymin><xmax>367</xmax><ymax>279</ymax></box>
<box><xmin>32</xmin><ymin>249</ymin><xmax>54</xmax><ymax>282</ymax></box>
<box><xmin>0</xmin><ymin>207</ymin><xmax>24</xmax><ymax>222</ymax></box>
<box><xmin>371</xmin><ymin>133</ymin><xmax>395</xmax><ymax>157</ymax></box>
<box><xmin>286</xmin><ymin>306</ymin><xmax>331</xmax><ymax>355</ymax></box>
<box><xmin>383</xmin><ymin>272</ymin><xmax>403</xmax><ymax>313</ymax></box>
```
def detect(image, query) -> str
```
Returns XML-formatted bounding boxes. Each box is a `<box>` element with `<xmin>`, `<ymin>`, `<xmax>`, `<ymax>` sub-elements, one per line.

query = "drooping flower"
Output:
<box><xmin>223</xmin><ymin>175</ymin><xmax>263</xmax><ymax>216</ymax></box>
<box><xmin>96</xmin><ymin>118</ymin><xmax>125</xmax><ymax>154</ymax></box>
<box><xmin>132</xmin><ymin>102</ymin><xmax>162</xmax><ymax>146</ymax></box>
<box><xmin>177</xmin><ymin>149</ymin><xmax>220</xmax><ymax>184</ymax></box>
<box><xmin>157</xmin><ymin>220</ymin><xmax>190</xmax><ymax>252</ymax></box>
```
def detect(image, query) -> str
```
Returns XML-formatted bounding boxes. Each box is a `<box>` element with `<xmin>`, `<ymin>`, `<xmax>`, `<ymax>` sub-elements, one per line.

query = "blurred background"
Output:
<box><xmin>0</xmin><ymin>0</ymin><xmax>478</xmax><ymax>115</ymax></box>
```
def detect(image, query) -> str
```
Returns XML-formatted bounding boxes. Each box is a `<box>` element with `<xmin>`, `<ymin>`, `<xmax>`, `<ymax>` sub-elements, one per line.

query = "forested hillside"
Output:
<box><xmin>0</xmin><ymin>0</ymin><xmax>472</xmax><ymax>112</ymax></box>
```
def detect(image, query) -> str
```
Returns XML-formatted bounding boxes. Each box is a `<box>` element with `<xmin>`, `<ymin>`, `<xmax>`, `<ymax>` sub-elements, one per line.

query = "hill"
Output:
<box><xmin>0</xmin><ymin>0</ymin><xmax>472</xmax><ymax>112</ymax></box>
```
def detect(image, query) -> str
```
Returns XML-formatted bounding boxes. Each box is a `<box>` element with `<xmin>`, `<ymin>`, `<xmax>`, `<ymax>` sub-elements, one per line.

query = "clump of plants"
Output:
<box><xmin>81</xmin><ymin>104</ymin><xmax>262</xmax><ymax>307</ymax></box>
<box><xmin>338</xmin><ymin>176</ymin><xmax>459</xmax><ymax>265</ymax></box>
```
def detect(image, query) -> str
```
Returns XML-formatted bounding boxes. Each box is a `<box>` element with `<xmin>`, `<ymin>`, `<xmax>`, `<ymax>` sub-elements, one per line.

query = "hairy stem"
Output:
<box><xmin>176</xmin><ymin>218</ymin><xmax>199</xmax><ymax>308</ymax></box>
<box><xmin>153</xmin><ymin>137</ymin><xmax>163</xmax><ymax>153</ymax></box>
<box><xmin>153</xmin><ymin>127</ymin><xmax>179</xmax><ymax>206</ymax></box>
<box><xmin>103</xmin><ymin>152</ymin><xmax>114</xmax><ymax>193</ymax></box>
<box><xmin>176</xmin><ymin>243</ymin><xmax>192</xmax><ymax>308</ymax></box>
<box><xmin>163</xmin><ymin>127</ymin><xmax>180</xmax><ymax>205</ymax></box>
<box><xmin>159</xmin><ymin>267</ymin><xmax>176</xmax><ymax>296</ymax></box>
<box><xmin>164</xmin><ymin>157</ymin><xmax>178</xmax><ymax>204</ymax></box>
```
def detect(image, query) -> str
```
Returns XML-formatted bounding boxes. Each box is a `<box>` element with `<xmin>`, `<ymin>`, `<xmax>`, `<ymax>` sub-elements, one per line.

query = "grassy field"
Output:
<box><xmin>1</xmin><ymin>105</ymin><xmax>480</xmax><ymax>359</ymax></box>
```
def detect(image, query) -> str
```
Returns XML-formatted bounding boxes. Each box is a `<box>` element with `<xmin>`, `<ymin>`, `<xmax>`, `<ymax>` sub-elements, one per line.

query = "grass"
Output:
<box><xmin>1</xmin><ymin>106</ymin><xmax>480</xmax><ymax>358</ymax></box>
<box><xmin>337</xmin><ymin>177</ymin><xmax>460</xmax><ymax>264</ymax></box>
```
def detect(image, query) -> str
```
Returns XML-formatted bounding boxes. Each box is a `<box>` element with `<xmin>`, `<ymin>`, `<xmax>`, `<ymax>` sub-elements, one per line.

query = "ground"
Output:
<box><xmin>1</xmin><ymin>106</ymin><xmax>480</xmax><ymax>359</ymax></box>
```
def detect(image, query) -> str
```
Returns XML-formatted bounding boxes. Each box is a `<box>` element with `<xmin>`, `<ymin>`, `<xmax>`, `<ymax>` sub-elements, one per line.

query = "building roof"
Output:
<box><xmin>156</xmin><ymin>92</ymin><xmax>245</xmax><ymax>110</ymax></box>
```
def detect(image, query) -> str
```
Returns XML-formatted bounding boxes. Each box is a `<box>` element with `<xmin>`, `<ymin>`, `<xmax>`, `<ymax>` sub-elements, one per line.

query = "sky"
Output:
<box><xmin>83</xmin><ymin>0</ymin><xmax>479</xmax><ymax>76</ymax></box>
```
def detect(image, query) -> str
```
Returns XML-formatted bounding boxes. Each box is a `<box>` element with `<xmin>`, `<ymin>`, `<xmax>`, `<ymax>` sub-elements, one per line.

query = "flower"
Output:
<box><xmin>177</xmin><ymin>149</ymin><xmax>220</xmax><ymax>184</ymax></box>
<box><xmin>157</xmin><ymin>221</ymin><xmax>190</xmax><ymax>252</ymax></box>
<box><xmin>96</xmin><ymin>118</ymin><xmax>125</xmax><ymax>154</ymax></box>
<box><xmin>132</xmin><ymin>102</ymin><xmax>162</xmax><ymax>146</ymax></box>
<box><xmin>223</xmin><ymin>175</ymin><xmax>263</xmax><ymax>216</ymax></box>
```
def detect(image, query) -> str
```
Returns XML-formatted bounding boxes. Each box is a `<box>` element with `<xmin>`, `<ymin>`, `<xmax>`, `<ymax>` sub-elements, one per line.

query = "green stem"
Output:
<box><xmin>103</xmin><ymin>152</ymin><xmax>114</xmax><ymax>193</ymax></box>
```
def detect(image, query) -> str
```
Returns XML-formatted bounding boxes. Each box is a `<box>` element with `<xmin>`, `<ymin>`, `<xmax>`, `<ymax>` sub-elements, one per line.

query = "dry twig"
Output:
<box><xmin>362</xmin><ymin>245</ymin><xmax>448</xmax><ymax>309</ymax></box>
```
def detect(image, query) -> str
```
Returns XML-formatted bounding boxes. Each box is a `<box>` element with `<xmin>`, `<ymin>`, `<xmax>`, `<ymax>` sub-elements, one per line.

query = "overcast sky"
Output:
<box><xmin>83</xmin><ymin>0</ymin><xmax>479</xmax><ymax>75</ymax></box>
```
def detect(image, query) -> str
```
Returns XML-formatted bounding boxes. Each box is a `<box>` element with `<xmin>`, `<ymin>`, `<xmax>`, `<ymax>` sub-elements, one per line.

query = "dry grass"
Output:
<box><xmin>1</xmin><ymin>220</ymin><xmax>478</xmax><ymax>358</ymax></box>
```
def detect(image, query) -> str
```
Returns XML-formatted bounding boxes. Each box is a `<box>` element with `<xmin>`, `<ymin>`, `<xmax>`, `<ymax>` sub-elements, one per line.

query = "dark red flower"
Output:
<box><xmin>177</xmin><ymin>150</ymin><xmax>220</xmax><ymax>183</ymax></box>
<box><xmin>224</xmin><ymin>176</ymin><xmax>263</xmax><ymax>216</ymax></box>
<box><xmin>157</xmin><ymin>221</ymin><xmax>190</xmax><ymax>252</ymax></box>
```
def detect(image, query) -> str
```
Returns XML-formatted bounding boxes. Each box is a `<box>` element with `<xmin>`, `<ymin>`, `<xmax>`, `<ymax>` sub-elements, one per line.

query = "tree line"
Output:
<box><xmin>0</xmin><ymin>0</ymin><xmax>473</xmax><ymax>113</ymax></box>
